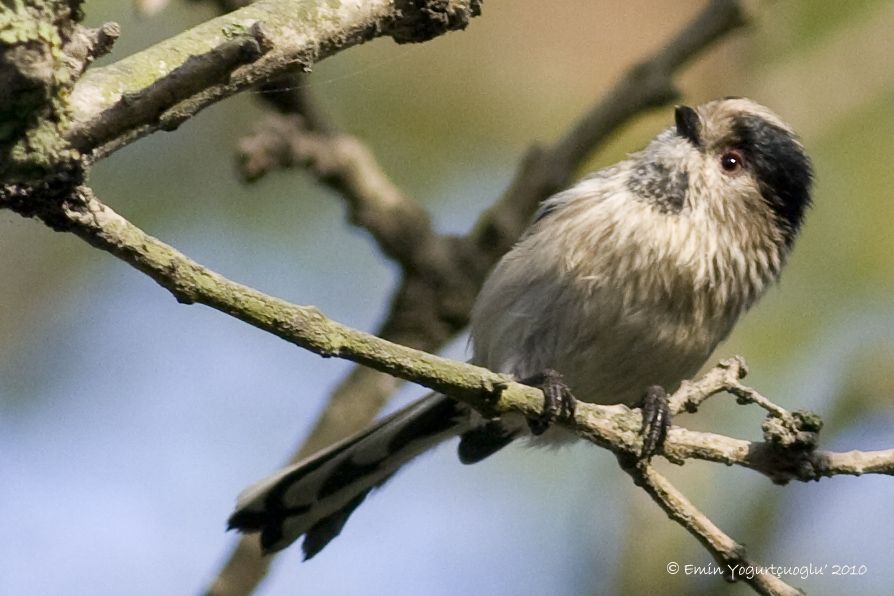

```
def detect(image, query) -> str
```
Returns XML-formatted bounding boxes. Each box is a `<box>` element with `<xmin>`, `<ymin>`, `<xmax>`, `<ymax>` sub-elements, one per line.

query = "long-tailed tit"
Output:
<box><xmin>228</xmin><ymin>97</ymin><xmax>813</xmax><ymax>559</ymax></box>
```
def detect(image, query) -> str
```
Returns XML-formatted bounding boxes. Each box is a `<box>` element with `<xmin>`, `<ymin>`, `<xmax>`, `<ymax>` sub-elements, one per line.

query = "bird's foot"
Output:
<box><xmin>520</xmin><ymin>369</ymin><xmax>576</xmax><ymax>435</ymax></box>
<box><xmin>639</xmin><ymin>385</ymin><xmax>671</xmax><ymax>459</ymax></box>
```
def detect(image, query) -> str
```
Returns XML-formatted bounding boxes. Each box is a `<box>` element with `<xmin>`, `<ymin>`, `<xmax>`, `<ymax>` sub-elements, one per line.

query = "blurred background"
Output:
<box><xmin>2</xmin><ymin>0</ymin><xmax>894</xmax><ymax>594</ymax></box>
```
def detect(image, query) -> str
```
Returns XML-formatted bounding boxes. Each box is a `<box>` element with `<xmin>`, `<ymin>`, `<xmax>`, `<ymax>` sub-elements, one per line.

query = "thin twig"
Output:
<box><xmin>621</xmin><ymin>463</ymin><xmax>804</xmax><ymax>596</ymax></box>
<box><xmin>668</xmin><ymin>356</ymin><xmax>749</xmax><ymax>414</ymax></box>
<box><xmin>237</xmin><ymin>114</ymin><xmax>454</xmax><ymax>274</ymax></box>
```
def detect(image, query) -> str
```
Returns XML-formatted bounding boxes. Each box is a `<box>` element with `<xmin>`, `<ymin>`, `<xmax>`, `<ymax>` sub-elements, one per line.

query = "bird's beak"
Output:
<box><xmin>674</xmin><ymin>105</ymin><xmax>702</xmax><ymax>148</ymax></box>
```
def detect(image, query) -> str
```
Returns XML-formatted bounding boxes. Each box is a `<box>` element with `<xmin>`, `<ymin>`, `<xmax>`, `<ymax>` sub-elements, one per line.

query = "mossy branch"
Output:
<box><xmin>25</xmin><ymin>184</ymin><xmax>891</xmax><ymax>596</ymax></box>
<box><xmin>48</xmin><ymin>186</ymin><xmax>894</xmax><ymax>487</ymax></box>
<box><xmin>65</xmin><ymin>0</ymin><xmax>481</xmax><ymax>157</ymax></box>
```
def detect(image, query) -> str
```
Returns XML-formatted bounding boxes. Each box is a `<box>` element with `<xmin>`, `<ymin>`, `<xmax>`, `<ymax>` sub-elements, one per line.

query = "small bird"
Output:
<box><xmin>228</xmin><ymin>97</ymin><xmax>813</xmax><ymax>559</ymax></box>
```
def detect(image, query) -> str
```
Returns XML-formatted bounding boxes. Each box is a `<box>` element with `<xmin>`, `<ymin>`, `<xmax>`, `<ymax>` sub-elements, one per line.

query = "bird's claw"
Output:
<box><xmin>640</xmin><ymin>385</ymin><xmax>671</xmax><ymax>459</ymax></box>
<box><xmin>521</xmin><ymin>369</ymin><xmax>576</xmax><ymax>435</ymax></box>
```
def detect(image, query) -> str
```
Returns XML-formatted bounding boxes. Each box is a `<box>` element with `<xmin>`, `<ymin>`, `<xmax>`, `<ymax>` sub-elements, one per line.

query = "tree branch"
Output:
<box><xmin>10</xmin><ymin>184</ymin><xmax>894</xmax><ymax>596</ymax></box>
<box><xmin>621</xmin><ymin>463</ymin><xmax>804</xmax><ymax>596</ymax></box>
<box><xmin>67</xmin><ymin>24</ymin><xmax>270</xmax><ymax>153</ymax></box>
<box><xmin>237</xmin><ymin>113</ymin><xmax>454</xmax><ymax>274</ymax></box>
<box><xmin>19</xmin><ymin>186</ymin><xmax>894</xmax><ymax>487</ymax></box>
<box><xmin>202</xmin><ymin>1</ymin><xmax>754</xmax><ymax>593</ymax></box>
<box><xmin>4</xmin><ymin>2</ymin><xmax>868</xmax><ymax>595</ymax></box>
<box><xmin>65</xmin><ymin>0</ymin><xmax>482</xmax><ymax>157</ymax></box>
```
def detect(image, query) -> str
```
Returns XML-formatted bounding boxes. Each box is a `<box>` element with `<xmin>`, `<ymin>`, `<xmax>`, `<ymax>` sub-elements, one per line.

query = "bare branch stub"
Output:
<box><xmin>386</xmin><ymin>0</ymin><xmax>483</xmax><ymax>44</ymax></box>
<box><xmin>667</xmin><ymin>356</ymin><xmax>748</xmax><ymax>414</ymax></box>
<box><xmin>61</xmin><ymin>21</ymin><xmax>121</xmax><ymax>77</ymax></box>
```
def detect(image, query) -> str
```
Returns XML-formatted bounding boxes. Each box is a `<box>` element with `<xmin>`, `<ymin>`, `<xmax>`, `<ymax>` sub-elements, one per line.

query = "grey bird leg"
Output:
<box><xmin>520</xmin><ymin>369</ymin><xmax>576</xmax><ymax>435</ymax></box>
<box><xmin>640</xmin><ymin>385</ymin><xmax>670</xmax><ymax>459</ymax></box>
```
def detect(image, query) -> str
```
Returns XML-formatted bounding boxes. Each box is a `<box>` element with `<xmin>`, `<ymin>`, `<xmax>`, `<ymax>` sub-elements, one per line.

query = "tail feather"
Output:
<box><xmin>229</xmin><ymin>393</ymin><xmax>472</xmax><ymax>557</ymax></box>
<box><xmin>301</xmin><ymin>489</ymin><xmax>372</xmax><ymax>560</ymax></box>
<box><xmin>457</xmin><ymin>421</ymin><xmax>519</xmax><ymax>464</ymax></box>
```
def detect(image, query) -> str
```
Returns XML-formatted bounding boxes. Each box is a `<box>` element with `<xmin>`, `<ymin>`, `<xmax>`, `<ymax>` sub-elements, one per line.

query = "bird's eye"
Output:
<box><xmin>720</xmin><ymin>150</ymin><xmax>745</xmax><ymax>174</ymax></box>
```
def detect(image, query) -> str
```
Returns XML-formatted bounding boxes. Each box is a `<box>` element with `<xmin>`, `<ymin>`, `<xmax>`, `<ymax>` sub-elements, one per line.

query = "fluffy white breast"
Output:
<box><xmin>469</xmin><ymin>168</ymin><xmax>784</xmax><ymax>406</ymax></box>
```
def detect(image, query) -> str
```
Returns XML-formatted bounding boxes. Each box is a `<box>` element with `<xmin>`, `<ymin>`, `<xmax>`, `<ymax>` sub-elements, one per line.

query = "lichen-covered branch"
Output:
<box><xmin>65</xmin><ymin>0</ymin><xmax>482</xmax><ymax>157</ymax></box>
<box><xmin>67</xmin><ymin>24</ymin><xmax>269</xmax><ymax>153</ymax></box>
<box><xmin>7</xmin><ymin>183</ymin><xmax>892</xmax><ymax>596</ymax></box>
<box><xmin>47</xmin><ymin>187</ymin><xmax>514</xmax><ymax>406</ymax></box>
<box><xmin>26</xmin><ymin>186</ymin><xmax>894</xmax><ymax>489</ymax></box>
<box><xmin>0</xmin><ymin>1</ymin><xmax>116</xmax><ymax>180</ymax></box>
<box><xmin>7</xmin><ymin>184</ymin><xmax>884</xmax><ymax>474</ymax></box>
<box><xmin>11</xmin><ymin>183</ymin><xmax>894</xmax><ymax>596</ymax></box>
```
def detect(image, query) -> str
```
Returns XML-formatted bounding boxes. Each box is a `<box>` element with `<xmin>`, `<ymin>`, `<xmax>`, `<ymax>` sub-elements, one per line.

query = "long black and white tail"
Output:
<box><xmin>229</xmin><ymin>393</ymin><xmax>478</xmax><ymax>559</ymax></box>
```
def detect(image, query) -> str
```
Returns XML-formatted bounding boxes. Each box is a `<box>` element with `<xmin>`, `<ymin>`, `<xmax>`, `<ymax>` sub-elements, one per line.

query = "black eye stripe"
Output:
<box><xmin>731</xmin><ymin>115</ymin><xmax>813</xmax><ymax>245</ymax></box>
